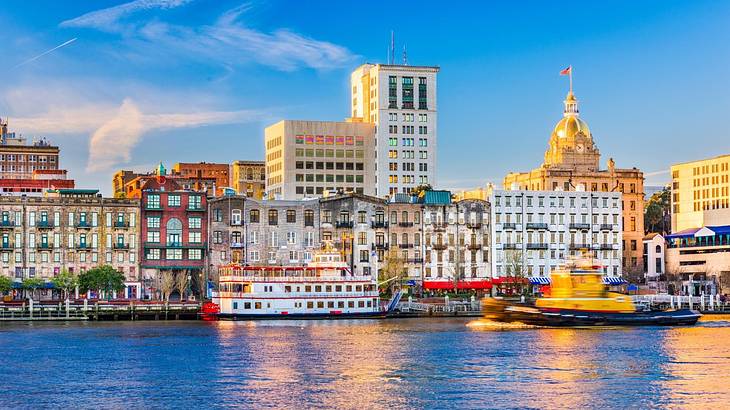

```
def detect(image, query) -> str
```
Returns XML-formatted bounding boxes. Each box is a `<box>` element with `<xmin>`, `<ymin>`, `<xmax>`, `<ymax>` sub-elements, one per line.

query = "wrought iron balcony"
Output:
<box><xmin>113</xmin><ymin>243</ymin><xmax>130</xmax><ymax>250</ymax></box>
<box><xmin>114</xmin><ymin>221</ymin><xmax>130</xmax><ymax>228</ymax></box>
<box><xmin>569</xmin><ymin>223</ymin><xmax>591</xmax><ymax>230</ymax></box>
<box><xmin>399</xmin><ymin>243</ymin><xmax>414</xmax><ymax>249</ymax></box>
<box><xmin>230</xmin><ymin>242</ymin><xmax>245</xmax><ymax>249</ymax></box>
<box><xmin>569</xmin><ymin>243</ymin><xmax>591</xmax><ymax>250</ymax></box>
<box><xmin>432</xmin><ymin>243</ymin><xmax>448</xmax><ymax>250</ymax></box>
<box><xmin>600</xmin><ymin>224</ymin><xmax>614</xmax><ymax>231</ymax></box>
<box><xmin>0</xmin><ymin>220</ymin><xmax>14</xmax><ymax>228</ymax></box>
<box><xmin>502</xmin><ymin>243</ymin><xmax>520</xmax><ymax>250</ymax></box>
<box><xmin>526</xmin><ymin>223</ymin><xmax>548</xmax><ymax>230</ymax></box>
<box><xmin>36</xmin><ymin>220</ymin><xmax>54</xmax><ymax>229</ymax></box>
<box><xmin>75</xmin><ymin>221</ymin><xmax>92</xmax><ymax>229</ymax></box>
<box><xmin>526</xmin><ymin>243</ymin><xmax>549</xmax><ymax>250</ymax></box>
<box><xmin>502</xmin><ymin>223</ymin><xmax>517</xmax><ymax>230</ymax></box>
<box><xmin>371</xmin><ymin>221</ymin><xmax>388</xmax><ymax>229</ymax></box>
<box><xmin>466</xmin><ymin>222</ymin><xmax>483</xmax><ymax>229</ymax></box>
<box><xmin>335</xmin><ymin>221</ymin><xmax>354</xmax><ymax>229</ymax></box>
<box><xmin>36</xmin><ymin>243</ymin><xmax>53</xmax><ymax>249</ymax></box>
<box><xmin>398</xmin><ymin>221</ymin><xmax>414</xmax><ymax>228</ymax></box>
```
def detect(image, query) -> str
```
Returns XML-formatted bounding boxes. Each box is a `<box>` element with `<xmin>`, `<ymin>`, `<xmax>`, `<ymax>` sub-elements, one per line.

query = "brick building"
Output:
<box><xmin>173</xmin><ymin>162</ymin><xmax>230</xmax><ymax>197</ymax></box>
<box><xmin>113</xmin><ymin>163</ymin><xmax>218</xmax><ymax>198</ymax></box>
<box><xmin>139</xmin><ymin>175</ymin><xmax>207</xmax><ymax>299</ymax></box>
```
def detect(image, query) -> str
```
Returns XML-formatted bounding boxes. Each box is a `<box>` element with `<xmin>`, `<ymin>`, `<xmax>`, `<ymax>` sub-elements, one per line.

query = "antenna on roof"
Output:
<box><xmin>402</xmin><ymin>44</ymin><xmax>408</xmax><ymax>65</ymax></box>
<box><xmin>390</xmin><ymin>30</ymin><xmax>395</xmax><ymax>65</ymax></box>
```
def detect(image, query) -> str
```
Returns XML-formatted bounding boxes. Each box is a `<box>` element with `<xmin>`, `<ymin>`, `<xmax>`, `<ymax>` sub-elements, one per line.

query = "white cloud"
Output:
<box><xmin>60</xmin><ymin>0</ymin><xmax>193</xmax><ymax>33</ymax></box>
<box><xmin>87</xmin><ymin>98</ymin><xmax>144</xmax><ymax>172</ymax></box>
<box><xmin>61</xmin><ymin>2</ymin><xmax>356</xmax><ymax>71</ymax></box>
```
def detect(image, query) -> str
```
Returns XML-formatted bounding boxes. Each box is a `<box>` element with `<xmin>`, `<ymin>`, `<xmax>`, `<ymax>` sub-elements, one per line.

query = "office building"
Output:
<box><xmin>670</xmin><ymin>154</ymin><xmax>730</xmax><ymax>233</ymax></box>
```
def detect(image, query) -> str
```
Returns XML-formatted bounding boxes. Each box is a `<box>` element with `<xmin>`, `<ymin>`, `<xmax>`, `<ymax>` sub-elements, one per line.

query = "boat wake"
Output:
<box><xmin>467</xmin><ymin>318</ymin><xmax>539</xmax><ymax>330</ymax></box>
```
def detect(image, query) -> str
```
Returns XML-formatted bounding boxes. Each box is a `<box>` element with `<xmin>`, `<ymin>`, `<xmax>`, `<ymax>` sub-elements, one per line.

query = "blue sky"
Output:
<box><xmin>1</xmin><ymin>0</ymin><xmax>729</xmax><ymax>195</ymax></box>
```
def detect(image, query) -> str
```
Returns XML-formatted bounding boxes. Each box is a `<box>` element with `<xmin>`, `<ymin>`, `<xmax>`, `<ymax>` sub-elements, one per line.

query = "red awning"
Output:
<box><xmin>423</xmin><ymin>280</ymin><xmax>492</xmax><ymax>290</ymax></box>
<box><xmin>491</xmin><ymin>277</ymin><xmax>529</xmax><ymax>284</ymax></box>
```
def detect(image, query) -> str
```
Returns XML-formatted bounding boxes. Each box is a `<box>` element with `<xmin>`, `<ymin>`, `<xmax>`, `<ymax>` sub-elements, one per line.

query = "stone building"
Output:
<box><xmin>230</xmin><ymin>160</ymin><xmax>266</xmax><ymax>199</ymax></box>
<box><xmin>388</xmin><ymin>194</ymin><xmax>424</xmax><ymax>286</ymax></box>
<box><xmin>1</xmin><ymin>118</ymin><xmax>60</xmax><ymax>180</ymax></box>
<box><xmin>503</xmin><ymin>89</ymin><xmax>644</xmax><ymax>273</ymax></box>
<box><xmin>139</xmin><ymin>175</ymin><xmax>207</xmax><ymax>299</ymax></box>
<box><xmin>319</xmin><ymin>193</ymin><xmax>388</xmax><ymax>277</ymax></box>
<box><xmin>421</xmin><ymin>192</ymin><xmax>492</xmax><ymax>292</ymax></box>
<box><xmin>0</xmin><ymin>190</ymin><xmax>140</xmax><ymax>298</ymax></box>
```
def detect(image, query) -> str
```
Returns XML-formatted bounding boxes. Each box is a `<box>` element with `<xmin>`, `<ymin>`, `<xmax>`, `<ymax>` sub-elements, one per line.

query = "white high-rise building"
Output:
<box><xmin>350</xmin><ymin>64</ymin><xmax>439</xmax><ymax>198</ymax></box>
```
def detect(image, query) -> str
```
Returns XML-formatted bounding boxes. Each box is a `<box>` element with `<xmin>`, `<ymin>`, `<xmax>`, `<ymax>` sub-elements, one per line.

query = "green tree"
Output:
<box><xmin>52</xmin><ymin>269</ymin><xmax>78</xmax><ymax>300</ymax></box>
<box><xmin>411</xmin><ymin>184</ymin><xmax>433</xmax><ymax>197</ymax></box>
<box><xmin>79</xmin><ymin>265</ymin><xmax>126</xmax><ymax>300</ymax></box>
<box><xmin>22</xmin><ymin>277</ymin><xmax>45</xmax><ymax>300</ymax></box>
<box><xmin>0</xmin><ymin>276</ymin><xmax>13</xmax><ymax>295</ymax></box>
<box><xmin>644</xmin><ymin>187</ymin><xmax>670</xmax><ymax>234</ymax></box>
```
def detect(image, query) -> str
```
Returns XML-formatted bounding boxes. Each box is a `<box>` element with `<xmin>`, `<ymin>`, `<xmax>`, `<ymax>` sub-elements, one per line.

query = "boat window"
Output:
<box><xmin>326</xmin><ymin>285</ymin><xmax>332</xmax><ymax>292</ymax></box>
<box><xmin>233</xmin><ymin>302</ymin><xmax>238</xmax><ymax>310</ymax></box>
<box><xmin>305</xmin><ymin>286</ymin><xmax>312</xmax><ymax>292</ymax></box>
<box><xmin>285</xmin><ymin>286</ymin><xmax>291</xmax><ymax>292</ymax></box>
<box><xmin>327</xmin><ymin>301</ymin><xmax>335</xmax><ymax>308</ymax></box>
<box><xmin>315</xmin><ymin>285</ymin><xmax>322</xmax><ymax>292</ymax></box>
<box><xmin>335</xmin><ymin>285</ymin><xmax>342</xmax><ymax>292</ymax></box>
<box><xmin>244</xmin><ymin>302</ymin><xmax>251</xmax><ymax>309</ymax></box>
<box><xmin>338</xmin><ymin>301</ymin><xmax>345</xmax><ymax>308</ymax></box>
<box><xmin>358</xmin><ymin>301</ymin><xmax>365</xmax><ymax>308</ymax></box>
<box><xmin>317</xmin><ymin>301</ymin><xmax>324</xmax><ymax>308</ymax></box>
<box><xmin>346</xmin><ymin>285</ymin><xmax>352</xmax><ymax>292</ymax></box>
<box><xmin>367</xmin><ymin>301</ymin><xmax>372</xmax><ymax>308</ymax></box>
<box><xmin>348</xmin><ymin>301</ymin><xmax>355</xmax><ymax>308</ymax></box>
<box><xmin>355</xmin><ymin>285</ymin><xmax>362</xmax><ymax>292</ymax></box>
<box><xmin>307</xmin><ymin>301</ymin><xmax>314</xmax><ymax>309</ymax></box>
<box><xmin>255</xmin><ymin>302</ymin><xmax>262</xmax><ymax>309</ymax></box>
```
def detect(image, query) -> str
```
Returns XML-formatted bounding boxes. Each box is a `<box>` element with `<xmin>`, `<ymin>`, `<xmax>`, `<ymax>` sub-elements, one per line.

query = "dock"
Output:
<box><xmin>0</xmin><ymin>300</ymin><xmax>201</xmax><ymax>322</ymax></box>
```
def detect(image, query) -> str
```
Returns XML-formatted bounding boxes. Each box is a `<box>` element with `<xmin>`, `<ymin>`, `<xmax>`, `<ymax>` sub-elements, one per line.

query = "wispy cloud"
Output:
<box><xmin>61</xmin><ymin>2</ymin><xmax>356</xmax><ymax>71</ymax></box>
<box><xmin>60</xmin><ymin>0</ymin><xmax>193</xmax><ymax>33</ymax></box>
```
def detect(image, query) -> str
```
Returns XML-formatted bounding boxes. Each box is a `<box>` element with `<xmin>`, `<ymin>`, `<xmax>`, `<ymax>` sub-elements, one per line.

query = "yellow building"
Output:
<box><xmin>670</xmin><ymin>154</ymin><xmax>730</xmax><ymax>233</ymax></box>
<box><xmin>503</xmin><ymin>89</ymin><xmax>645</xmax><ymax>272</ymax></box>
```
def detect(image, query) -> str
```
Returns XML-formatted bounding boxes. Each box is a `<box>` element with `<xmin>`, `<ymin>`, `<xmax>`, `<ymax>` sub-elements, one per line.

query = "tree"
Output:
<box><xmin>22</xmin><ymin>277</ymin><xmax>45</xmax><ymax>301</ymax></box>
<box><xmin>78</xmin><ymin>265</ymin><xmax>126</xmax><ymax>300</ymax></box>
<box><xmin>51</xmin><ymin>269</ymin><xmax>78</xmax><ymax>300</ymax></box>
<box><xmin>378</xmin><ymin>250</ymin><xmax>405</xmax><ymax>295</ymax></box>
<box><xmin>644</xmin><ymin>187</ymin><xmax>670</xmax><ymax>234</ymax></box>
<box><xmin>0</xmin><ymin>276</ymin><xmax>13</xmax><ymax>295</ymax></box>
<box><xmin>411</xmin><ymin>184</ymin><xmax>433</xmax><ymax>197</ymax></box>
<box><xmin>505</xmin><ymin>250</ymin><xmax>529</xmax><ymax>295</ymax></box>
<box><xmin>176</xmin><ymin>271</ymin><xmax>190</xmax><ymax>301</ymax></box>
<box><xmin>160</xmin><ymin>271</ymin><xmax>175</xmax><ymax>302</ymax></box>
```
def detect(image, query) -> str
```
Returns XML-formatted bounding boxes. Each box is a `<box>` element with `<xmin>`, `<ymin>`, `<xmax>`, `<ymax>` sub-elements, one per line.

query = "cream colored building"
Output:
<box><xmin>264</xmin><ymin>120</ymin><xmax>375</xmax><ymax>200</ymax></box>
<box><xmin>350</xmin><ymin>64</ymin><xmax>439</xmax><ymax>197</ymax></box>
<box><xmin>670</xmin><ymin>154</ymin><xmax>730</xmax><ymax>233</ymax></box>
<box><xmin>230</xmin><ymin>160</ymin><xmax>265</xmax><ymax>199</ymax></box>
<box><xmin>503</xmin><ymin>90</ymin><xmax>645</xmax><ymax>272</ymax></box>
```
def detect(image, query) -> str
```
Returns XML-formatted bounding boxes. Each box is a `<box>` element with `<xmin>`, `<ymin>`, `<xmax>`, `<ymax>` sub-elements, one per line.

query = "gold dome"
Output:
<box><xmin>553</xmin><ymin>116</ymin><xmax>590</xmax><ymax>139</ymax></box>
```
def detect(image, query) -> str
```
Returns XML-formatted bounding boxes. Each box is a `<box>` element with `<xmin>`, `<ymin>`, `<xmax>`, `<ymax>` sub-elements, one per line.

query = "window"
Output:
<box><xmin>188</xmin><ymin>195</ymin><xmax>202</xmax><ymax>209</ymax></box>
<box><xmin>249</xmin><ymin>209</ymin><xmax>260</xmax><ymax>223</ymax></box>
<box><xmin>189</xmin><ymin>249</ymin><xmax>202</xmax><ymax>260</ymax></box>
<box><xmin>286</xmin><ymin>210</ymin><xmax>296</xmax><ymax>223</ymax></box>
<box><xmin>167</xmin><ymin>195</ymin><xmax>181</xmax><ymax>207</ymax></box>
<box><xmin>213</xmin><ymin>208</ymin><xmax>223</xmax><ymax>222</ymax></box>
<box><xmin>188</xmin><ymin>217</ymin><xmax>202</xmax><ymax>229</ymax></box>
<box><xmin>304</xmin><ymin>210</ymin><xmax>315</xmax><ymax>227</ymax></box>
<box><xmin>147</xmin><ymin>194</ymin><xmax>160</xmax><ymax>208</ymax></box>
<box><xmin>166</xmin><ymin>218</ymin><xmax>182</xmax><ymax>245</ymax></box>
<box><xmin>146</xmin><ymin>249</ymin><xmax>161</xmax><ymax>260</ymax></box>
<box><xmin>231</xmin><ymin>210</ymin><xmax>242</xmax><ymax>225</ymax></box>
<box><xmin>167</xmin><ymin>249</ymin><xmax>182</xmax><ymax>260</ymax></box>
<box><xmin>268</xmin><ymin>210</ymin><xmax>278</xmax><ymax>225</ymax></box>
<box><xmin>147</xmin><ymin>216</ymin><xmax>160</xmax><ymax>228</ymax></box>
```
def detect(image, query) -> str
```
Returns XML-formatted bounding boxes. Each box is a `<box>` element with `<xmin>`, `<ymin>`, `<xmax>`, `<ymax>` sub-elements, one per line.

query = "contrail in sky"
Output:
<box><xmin>13</xmin><ymin>38</ymin><xmax>77</xmax><ymax>68</ymax></box>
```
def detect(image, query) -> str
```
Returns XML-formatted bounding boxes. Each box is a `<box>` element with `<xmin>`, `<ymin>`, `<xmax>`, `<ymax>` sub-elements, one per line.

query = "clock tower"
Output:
<box><xmin>543</xmin><ymin>91</ymin><xmax>601</xmax><ymax>171</ymax></box>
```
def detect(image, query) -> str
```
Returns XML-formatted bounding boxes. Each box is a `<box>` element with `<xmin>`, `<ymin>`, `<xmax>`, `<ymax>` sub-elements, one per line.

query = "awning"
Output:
<box><xmin>529</xmin><ymin>277</ymin><xmax>551</xmax><ymax>285</ymax></box>
<box><xmin>423</xmin><ymin>280</ymin><xmax>492</xmax><ymax>290</ymax></box>
<box><xmin>665</xmin><ymin>227</ymin><xmax>701</xmax><ymax>240</ymax></box>
<box><xmin>603</xmin><ymin>276</ymin><xmax>628</xmax><ymax>285</ymax></box>
<box><xmin>11</xmin><ymin>281</ymin><xmax>55</xmax><ymax>289</ymax></box>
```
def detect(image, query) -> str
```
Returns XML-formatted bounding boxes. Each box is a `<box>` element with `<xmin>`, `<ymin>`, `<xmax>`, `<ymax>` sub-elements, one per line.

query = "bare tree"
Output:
<box><xmin>176</xmin><ymin>270</ymin><xmax>190</xmax><ymax>301</ymax></box>
<box><xmin>160</xmin><ymin>271</ymin><xmax>175</xmax><ymax>302</ymax></box>
<box><xmin>379</xmin><ymin>250</ymin><xmax>405</xmax><ymax>295</ymax></box>
<box><xmin>505</xmin><ymin>250</ymin><xmax>528</xmax><ymax>295</ymax></box>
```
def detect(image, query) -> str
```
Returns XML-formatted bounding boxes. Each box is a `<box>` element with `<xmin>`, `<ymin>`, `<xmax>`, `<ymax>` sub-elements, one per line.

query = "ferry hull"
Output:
<box><xmin>483</xmin><ymin>299</ymin><xmax>701</xmax><ymax>327</ymax></box>
<box><xmin>216</xmin><ymin>311</ymin><xmax>387</xmax><ymax>320</ymax></box>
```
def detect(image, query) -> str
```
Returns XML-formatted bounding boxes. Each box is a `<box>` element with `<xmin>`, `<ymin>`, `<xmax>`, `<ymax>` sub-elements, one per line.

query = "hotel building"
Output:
<box><xmin>350</xmin><ymin>64</ymin><xmax>439</xmax><ymax>197</ymax></box>
<box><xmin>503</xmin><ymin>89</ymin><xmax>644</xmax><ymax>272</ymax></box>
<box><xmin>264</xmin><ymin>120</ymin><xmax>375</xmax><ymax>200</ymax></box>
<box><xmin>491</xmin><ymin>190</ymin><xmax>623</xmax><ymax>280</ymax></box>
<box><xmin>0</xmin><ymin>190</ymin><xmax>141</xmax><ymax>298</ymax></box>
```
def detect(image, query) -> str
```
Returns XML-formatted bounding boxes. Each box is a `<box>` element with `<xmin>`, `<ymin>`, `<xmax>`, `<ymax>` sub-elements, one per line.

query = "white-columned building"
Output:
<box><xmin>350</xmin><ymin>64</ymin><xmax>439</xmax><ymax>197</ymax></box>
<box><xmin>490</xmin><ymin>190</ymin><xmax>624</xmax><ymax>281</ymax></box>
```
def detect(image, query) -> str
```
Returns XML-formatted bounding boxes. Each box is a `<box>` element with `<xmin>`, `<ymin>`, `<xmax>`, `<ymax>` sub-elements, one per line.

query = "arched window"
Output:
<box><xmin>390</xmin><ymin>211</ymin><xmax>398</xmax><ymax>224</ymax></box>
<box><xmin>246</xmin><ymin>167</ymin><xmax>253</xmax><ymax>179</ymax></box>
<box><xmin>402</xmin><ymin>211</ymin><xmax>409</xmax><ymax>223</ymax></box>
<box><xmin>655</xmin><ymin>245</ymin><xmax>661</xmax><ymax>253</ymax></box>
<box><xmin>166</xmin><ymin>218</ymin><xmax>182</xmax><ymax>245</ymax></box>
<box><xmin>402</xmin><ymin>233</ymin><xmax>408</xmax><ymax>245</ymax></box>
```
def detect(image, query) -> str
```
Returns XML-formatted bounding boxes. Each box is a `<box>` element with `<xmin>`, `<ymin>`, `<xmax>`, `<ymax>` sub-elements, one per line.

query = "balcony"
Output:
<box><xmin>0</xmin><ymin>220</ymin><xmax>16</xmax><ymax>229</ymax></box>
<box><xmin>114</xmin><ymin>221</ymin><xmax>130</xmax><ymax>228</ymax></box>
<box><xmin>335</xmin><ymin>221</ymin><xmax>353</xmax><ymax>229</ymax></box>
<box><xmin>526</xmin><ymin>243</ymin><xmax>549</xmax><ymax>250</ymax></box>
<box><xmin>502</xmin><ymin>243</ymin><xmax>520</xmax><ymax>250</ymax></box>
<box><xmin>467</xmin><ymin>243</ymin><xmax>482</xmax><ymax>250</ymax></box>
<box><xmin>432</xmin><ymin>243</ymin><xmax>448</xmax><ymax>250</ymax></box>
<box><xmin>371</xmin><ymin>221</ymin><xmax>388</xmax><ymax>229</ymax></box>
<box><xmin>371</xmin><ymin>243</ymin><xmax>389</xmax><ymax>250</ymax></box>
<box><xmin>186</xmin><ymin>206</ymin><xmax>205</xmax><ymax>212</ymax></box>
<box><xmin>398</xmin><ymin>221</ymin><xmax>414</xmax><ymax>228</ymax></box>
<box><xmin>502</xmin><ymin>223</ymin><xmax>517</xmax><ymax>230</ymax></box>
<box><xmin>76</xmin><ymin>243</ymin><xmax>90</xmax><ymax>250</ymax></box>
<box><xmin>569</xmin><ymin>223</ymin><xmax>591</xmax><ymax>230</ymax></box>
<box><xmin>36</xmin><ymin>243</ymin><xmax>53</xmax><ymax>250</ymax></box>
<box><xmin>146</xmin><ymin>241</ymin><xmax>207</xmax><ymax>249</ymax></box>
<box><xmin>599</xmin><ymin>244</ymin><xmax>614</xmax><ymax>250</ymax></box>
<box><xmin>600</xmin><ymin>224</ymin><xmax>614</xmax><ymax>231</ymax></box>
<box><xmin>569</xmin><ymin>243</ymin><xmax>591</xmax><ymax>250</ymax></box>
<box><xmin>466</xmin><ymin>222</ymin><xmax>482</xmax><ymax>229</ymax></box>
<box><xmin>399</xmin><ymin>243</ymin><xmax>414</xmax><ymax>249</ymax></box>
<box><xmin>431</xmin><ymin>223</ymin><xmax>447</xmax><ymax>232</ymax></box>
<box><xmin>36</xmin><ymin>220</ymin><xmax>54</xmax><ymax>229</ymax></box>
<box><xmin>113</xmin><ymin>243</ymin><xmax>130</xmax><ymax>250</ymax></box>
<box><xmin>526</xmin><ymin>223</ymin><xmax>548</xmax><ymax>230</ymax></box>
<box><xmin>0</xmin><ymin>242</ymin><xmax>12</xmax><ymax>249</ymax></box>
<box><xmin>145</xmin><ymin>204</ymin><xmax>163</xmax><ymax>211</ymax></box>
<box><xmin>75</xmin><ymin>221</ymin><xmax>92</xmax><ymax>229</ymax></box>
<box><xmin>230</xmin><ymin>242</ymin><xmax>245</xmax><ymax>249</ymax></box>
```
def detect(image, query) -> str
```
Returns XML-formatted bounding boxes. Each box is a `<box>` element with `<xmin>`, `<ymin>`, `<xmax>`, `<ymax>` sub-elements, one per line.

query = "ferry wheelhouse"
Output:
<box><xmin>212</xmin><ymin>245</ymin><xmax>384</xmax><ymax>319</ymax></box>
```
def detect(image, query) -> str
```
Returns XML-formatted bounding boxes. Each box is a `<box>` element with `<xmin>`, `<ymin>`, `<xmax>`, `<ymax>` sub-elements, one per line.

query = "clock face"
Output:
<box><xmin>576</xmin><ymin>144</ymin><xmax>584</xmax><ymax>152</ymax></box>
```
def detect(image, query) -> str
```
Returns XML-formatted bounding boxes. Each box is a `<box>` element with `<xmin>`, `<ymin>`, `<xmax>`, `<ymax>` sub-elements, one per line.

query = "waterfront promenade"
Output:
<box><xmin>1</xmin><ymin>317</ymin><xmax>730</xmax><ymax>408</ymax></box>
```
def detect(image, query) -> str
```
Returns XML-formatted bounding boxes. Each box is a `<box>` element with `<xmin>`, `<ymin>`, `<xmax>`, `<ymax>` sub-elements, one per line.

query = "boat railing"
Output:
<box><xmin>632</xmin><ymin>294</ymin><xmax>729</xmax><ymax>311</ymax></box>
<box><xmin>218</xmin><ymin>274</ymin><xmax>374</xmax><ymax>282</ymax></box>
<box><xmin>213</xmin><ymin>290</ymin><xmax>379</xmax><ymax>299</ymax></box>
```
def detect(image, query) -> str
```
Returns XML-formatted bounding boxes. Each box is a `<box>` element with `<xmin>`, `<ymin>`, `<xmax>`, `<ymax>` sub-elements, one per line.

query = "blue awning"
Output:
<box><xmin>665</xmin><ymin>227</ymin><xmax>701</xmax><ymax>240</ymax></box>
<box><xmin>708</xmin><ymin>225</ymin><xmax>730</xmax><ymax>235</ymax></box>
<box><xmin>529</xmin><ymin>277</ymin><xmax>551</xmax><ymax>285</ymax></box>
<box><xmin>603</xmin><ymin>276</ymin><xmax>628</xmax><ymax>285</ymax></box>
<box><xmin>11</xmin><ymin>281</ymin><xmax>55</xmax><ymax>289</ymax></box>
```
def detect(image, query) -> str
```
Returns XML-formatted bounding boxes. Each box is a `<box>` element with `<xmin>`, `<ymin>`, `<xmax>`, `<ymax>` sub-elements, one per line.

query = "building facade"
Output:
<box><xmin>1</xmin><ymin>119</ymin><xmax>60</xmax><ymax>180</ymax></box>
<box><xmin>0</xmin><ymin>191</ymin><xmax>140</xmax><ymax>298</ymax></box>
<box><xmin>264</xmin><ymin>120</ymin><xmax>376</xmax><ymax>200</ymax></box>
<box><xmin>172</xmin><ymin>162</ymin><xmax>230</xmax><ymax>197</ymax></box>
<box><xmin>670</xmin><ymin>154</ymin><xmax>730</xmax><ymax>233</ymax></box>
<box><xmin>503</xmin><ymin>89</ymin><xmax>644</xmax><ymax>273</ymax></box>
<box><xmin>350</xmin><ymin>64</ymin><xmax>439</xmax><ymax>197</ymax></box>
<box><xmin>665</xmin><ymin>226</ymin><xmax>729</xmax><ymax>295</ymax></box>
<box><xmin>114</xmin><ymin>163</ymin><xmax>218</xmax><ymax>198</ymax></box>
<box><xmin>230</xmin><ymin>160</ymin><xmax>266</xmax><ymax>199</ymax></box>
<box><xmin>0</xmin><ymin>169</ymin><xmax>75</xmax><ymax>196</ymax></box>
<box><xmin>491</xmin><ymin>190</ymin><xmax>623</xmax><ymax>280</ymax></box>
<box><xmin>643</xmin><ymin>233</ymin><xmax>666</xmax><ymax>292</ymax></box>
<box><xmin>139</xmin><ymin>176</ymin><xmax>208</xmax><ymax>299</ymax></box>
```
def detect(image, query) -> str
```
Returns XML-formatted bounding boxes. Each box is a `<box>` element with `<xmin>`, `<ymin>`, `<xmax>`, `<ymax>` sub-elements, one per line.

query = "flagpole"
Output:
<box><xmin>569</xmin><ymin>69</ymin><xmax>573</xmax><ymax>94</ymax></box>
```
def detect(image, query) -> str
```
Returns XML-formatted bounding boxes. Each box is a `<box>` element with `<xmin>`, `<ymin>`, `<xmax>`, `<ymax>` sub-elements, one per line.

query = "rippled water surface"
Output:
<box><xmin>2</xmin><ymin>316</ymin><xmax>730</xmax><ymax>409</ymax></box>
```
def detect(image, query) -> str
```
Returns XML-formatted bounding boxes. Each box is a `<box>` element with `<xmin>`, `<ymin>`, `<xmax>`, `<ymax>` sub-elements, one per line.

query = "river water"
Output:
<box><xmin>2</xmin><ymin>316</ymin><xmax>730</xmax><ymax>409</ymax></box>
